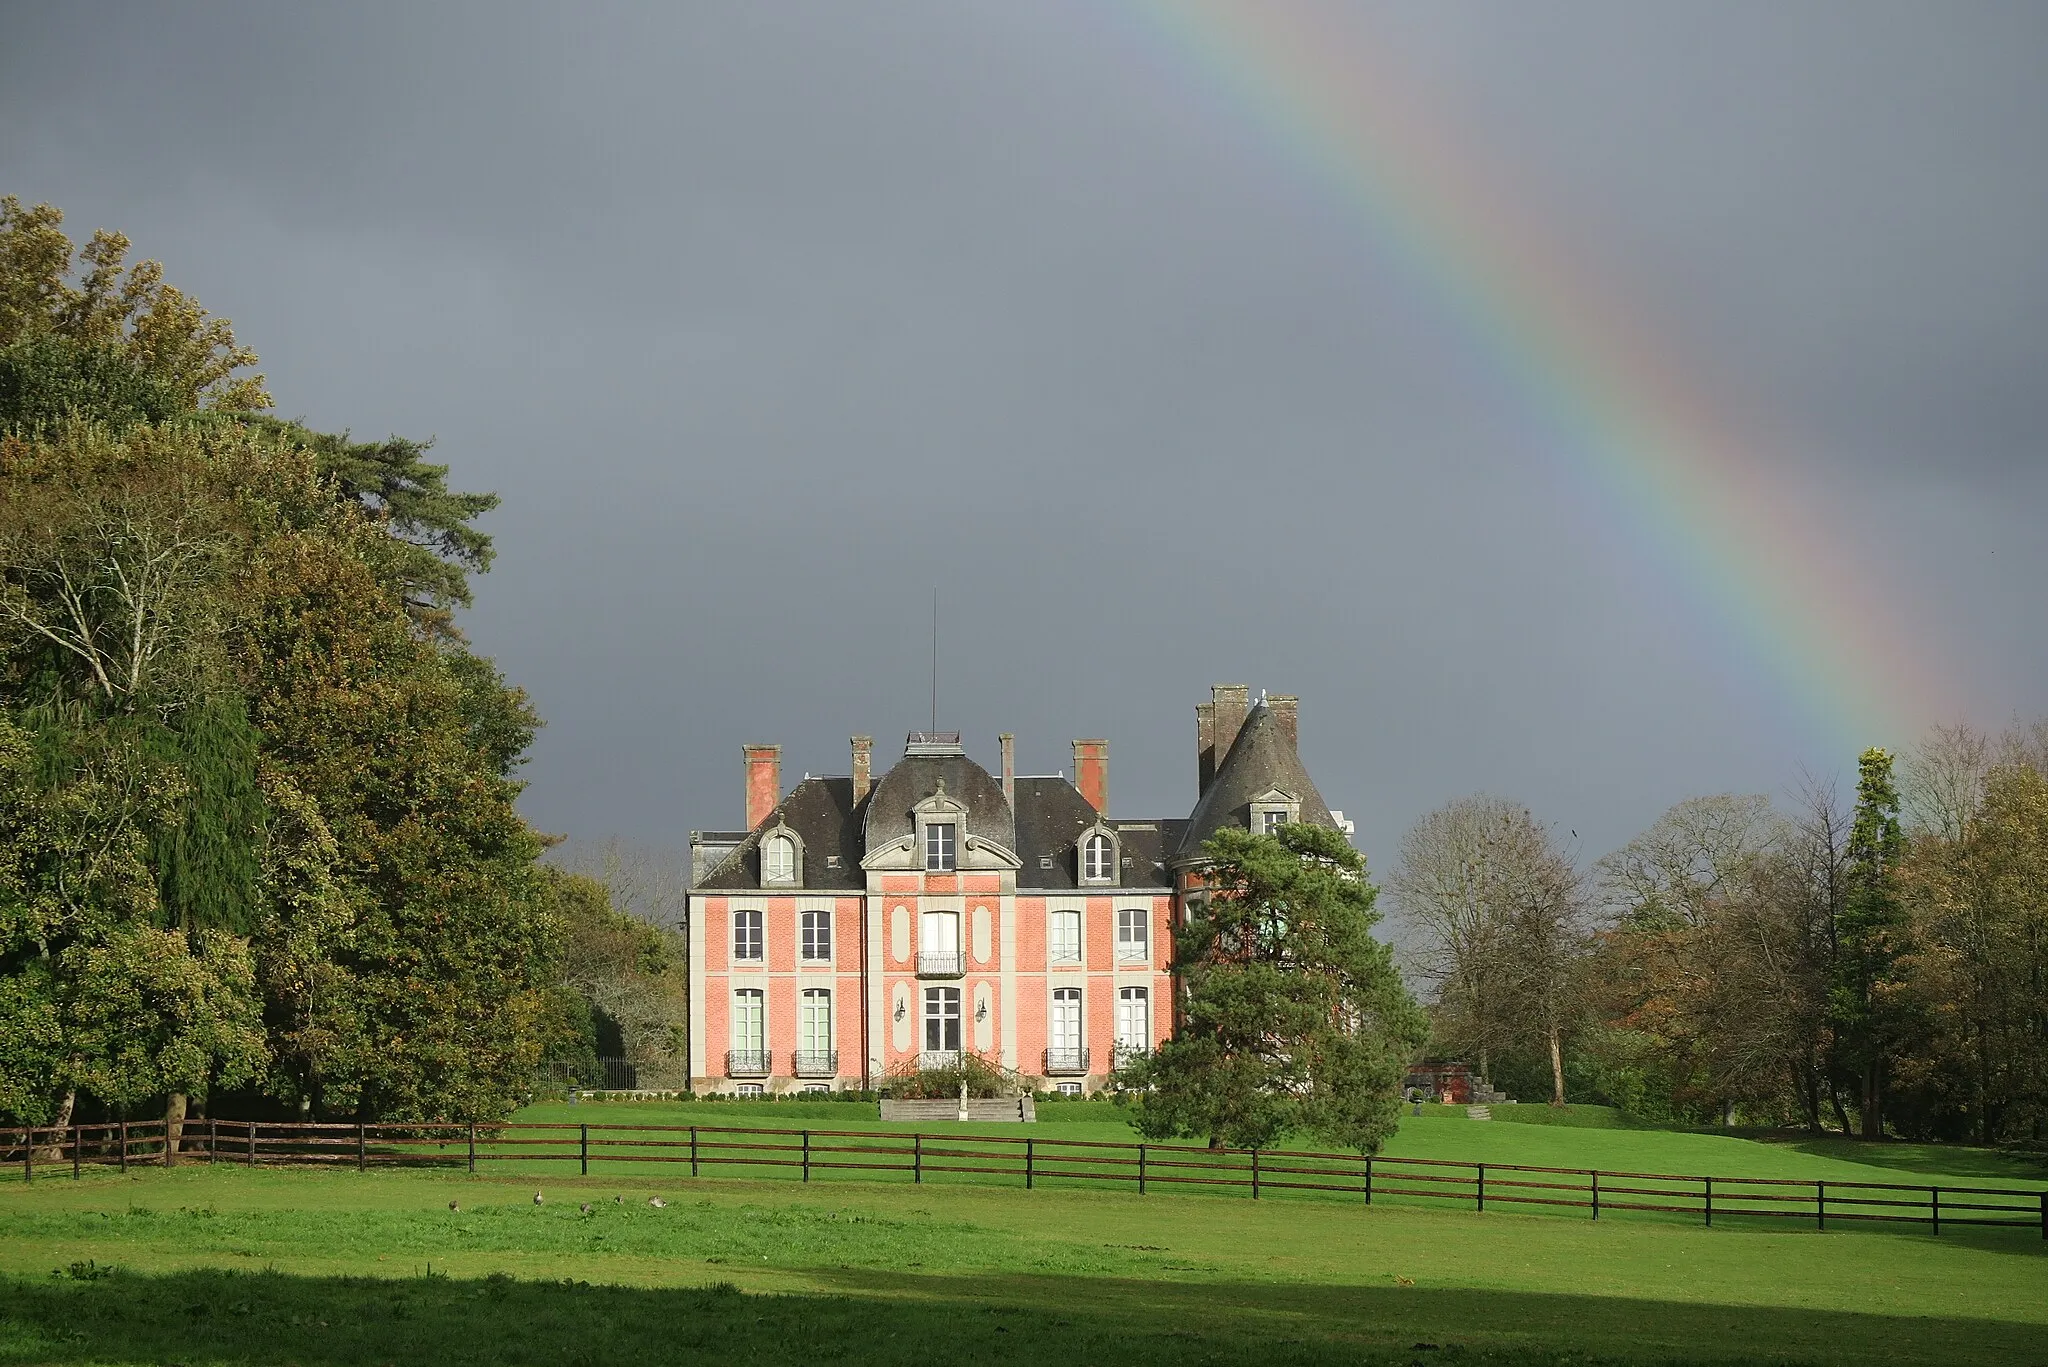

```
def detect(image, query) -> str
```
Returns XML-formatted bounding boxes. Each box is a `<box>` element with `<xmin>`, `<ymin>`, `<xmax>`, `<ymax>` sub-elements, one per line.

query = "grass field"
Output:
<box><xmin>2</xmin><ymin>1104</ymin><xmax>2043</xmax><ymax>1366</ymax></box>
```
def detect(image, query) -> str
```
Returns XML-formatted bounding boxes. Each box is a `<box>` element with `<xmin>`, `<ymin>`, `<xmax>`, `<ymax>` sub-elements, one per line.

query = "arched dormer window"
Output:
<box><xmin>1080</xmin><ymin>829</ymin><xmax>1117</xmax><ymax>885</ymax></box>
<box><xmin>760</xmin><ymin>825</ymin><xmax>802</xmax><ymax>886</ymax></box>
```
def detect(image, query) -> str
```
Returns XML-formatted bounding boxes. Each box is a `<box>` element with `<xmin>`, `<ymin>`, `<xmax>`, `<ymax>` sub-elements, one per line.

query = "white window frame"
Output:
<box><xmin>925</xmin><ymin>821</ymin><xmax>957</xmax><ymax>871</ymax></box>
<box><xmin>800</xmin><ymin>988</ymin><xmax>833</xmax><ymax>1055</ymax></box>
<box><xmin>1116</xmin><ymin>986</ymin><xmax>1149</xmax><ymax>1054</ymax></box>
<box><xmin>1116</xmin><ymin>907</ymin><xmax>1148</xmax><ymax>962</ymax></box>
<box><xmin>1049</xmin><ymin>909</ymin><xmax>1082</xmax><ymax>966</ymax></box>
<box><xmin>736</xmin><ymin>1082</ymin><xmax>765</xmax><ymax>1098</ymax></box>
<box><xmin>801</xmin><ymin>908</ymin><xmax>833</xmax><ymax>962</ymax></box>
<box><xmin>924</xmin><ymin>985</ymin><xmax>963</xmax><ymax>1053</ymax></box>
<box><xmin>1081</xmin><ymin>831</ymin><xmax>1115</xmax><ymax>884</ymax></box>
<box><xmin>733</xmin><ymin>908</ymin><xmax>764</xmax><ymax>962</ymax></box>
<box><xmin>1050</xmin><ymin>987</ymin><xmax>1082</xmax><ymax>1054</ymax></box>
<box><xmin>762</xmin><ymin>834</ymin><xmax>796</xmax><ymax>885</ymax></box>
<box><xmin>731</xmin><ymin>988</ymin><xmax>765</xmax><ymax>1052</ymax></box>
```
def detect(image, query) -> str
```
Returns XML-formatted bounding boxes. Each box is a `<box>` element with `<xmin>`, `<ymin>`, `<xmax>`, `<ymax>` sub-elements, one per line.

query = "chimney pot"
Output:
<box><xmin>743</xmin><ymin>744</ymin><xmax>782</xmax><ymax>830</ymax></box>
<box><xmin>850</xmin><ymin>735</ymin><xmax>873</xmax><ymax>804</ymax></box>
<box><xmin>1195</xmin><ymin>701</ymin><xmax>1217</xmax><ymax>793</ymax></box>
<box><xmin>1072</xmin><ymin>739</ymin><xmax>1109</xmax><ymax>815</ymax></box>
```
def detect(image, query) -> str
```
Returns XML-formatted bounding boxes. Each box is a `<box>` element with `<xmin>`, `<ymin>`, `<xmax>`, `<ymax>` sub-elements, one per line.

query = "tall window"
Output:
<box><xmin>924</xmin><ymin>986</ymin><xmax>962</xmax><ymax>1052</ymax></box>
<box><xmin>733</xmin><ymin>909</ymin><xmax>763</xmax><ymax>962</ymax></box>
<box><xmin>919</xmin><ymin>910</ymin><xmax>961</xmax><ymax>974</ymax></box>
<box><xmin>800</xmin><ymin>989</ymin><xmax>832</xmax><ymax>1055</ymax></box>
<box><xmin>1116</xmin><ymin>908</ymin><xmax>1148</xmax><ymax>962</ymax></box>
<box><xmin>732</xmin><ymin>989</ymin><xmax>764</xmax><ymax>1052</ymax></box>
<box><xmin>925</xmin><ymin>821</ymin><xmax>957</xmax><ymax>871</ymax></box>
<box><xmin>1116</xmin><ymin>986</ymin><xmax>1149</xmax><ymax>1054</ymax></box>
<box><xmin>1049</xmin><ymin>910</ymin><xmax>1081</xmax><ymax>965</ymax></box>
<box><xmin>762</xmin><ymin>834</ymin><xmax>795</xmax><ymax>884</ymax></box>
<box><xmin>1082</xmin><ymin>833</ymin><xmax>1113</xmax><ymax>882</ymax></box>
<box><xmin>1051</xmin><ymin>988</ymin><xmax>1082</xmax><ymax>1055</ymax></box>
<box><xmin>801</xmin><ymin>909</ymin><xmax>832</xmax><ymax>961</ymax></box>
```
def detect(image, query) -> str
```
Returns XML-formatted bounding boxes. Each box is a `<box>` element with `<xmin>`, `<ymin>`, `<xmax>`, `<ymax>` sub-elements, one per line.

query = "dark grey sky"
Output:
<box><xmin>5</xmin><ymin>1</ymin><xmax>2043</xmax><ymax>868</ymax></box>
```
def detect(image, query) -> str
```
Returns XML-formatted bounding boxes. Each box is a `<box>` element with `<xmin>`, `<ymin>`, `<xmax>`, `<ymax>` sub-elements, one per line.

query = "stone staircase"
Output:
<box><xmin>1465</xmin><ymin>1105</ymin><xmax>1493</xmax><ymax>1121</ymax></box>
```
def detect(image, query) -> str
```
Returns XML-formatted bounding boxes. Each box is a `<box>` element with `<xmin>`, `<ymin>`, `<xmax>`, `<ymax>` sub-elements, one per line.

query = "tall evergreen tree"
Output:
<box><xmin>1832</xmin><ymin>747</ymin><xmax>1910</xmax><ymax>1137</ymax></box>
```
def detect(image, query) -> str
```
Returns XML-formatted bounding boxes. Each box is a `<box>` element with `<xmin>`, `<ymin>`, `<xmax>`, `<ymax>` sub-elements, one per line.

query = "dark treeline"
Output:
<box><xmin>0</xmin><ymin>198</ymin><xmax>671</xmax><ymax>1133</ymax></box>
<box><xmin>1391</xmin><ymin>732</ymin><xmax>2048</xmax><ymax>1146</ymax></box>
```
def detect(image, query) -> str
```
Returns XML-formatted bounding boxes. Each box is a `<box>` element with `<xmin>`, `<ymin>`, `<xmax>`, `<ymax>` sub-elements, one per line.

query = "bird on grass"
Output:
<box><xmin>533</xmin><ymin>1191</ymin><xmax>544</xmax><ymax>1205</ymax></box>
<box><xmin>648</xmin><ymin>1197</ymin><xmax>667</xmax><ymax>1209</ymax></box>
<box><xmin>613</xmin><ymin>1195</ymin><xmax>622</xmax><ymax>1205</ymax></box>
<box><xmin>579</xmin><ymin>1203</ymin><xmax>591</xmax><ymax>1215</ymax></box>
<box><xmin>448</xmin><ymin>1201</ymin><xmax>459</xmax><ymax>1213</ymax></box>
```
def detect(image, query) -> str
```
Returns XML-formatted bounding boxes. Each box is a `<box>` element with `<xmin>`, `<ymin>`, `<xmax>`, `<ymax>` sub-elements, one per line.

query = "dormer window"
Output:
<box><xmin>925</xmin><ymin>821</ymin><xmax>957</xmax><ymax>871</ymax></box>
<box><xmin>1082</xmin><ymin>832</ymin><xmax>1115</xmax><ymax>884</ymax></box>
<box><xmin>759</xmin><ymin>825</ymin><xmax>802</xmax><ymax>885</ymax></box>
<box><xmin>1260</xmin><ymin>809</ymin><xmax>1285</xmax><ymax>835</ymax></box>
<box><xmin>762</xmin><ymin>834</ymin><xmax>795</xmax><ymax>884</ymax></box>
<box><xmin>1250</xmin><ymin>791</ymin><xmax>1298</xmax><ymax>837</ymax></box>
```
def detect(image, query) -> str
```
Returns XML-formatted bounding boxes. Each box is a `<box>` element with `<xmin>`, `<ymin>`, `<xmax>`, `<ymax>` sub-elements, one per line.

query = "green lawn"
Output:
<box><xmin>1</xmin><ymin>1160</ymin><xmax>2043</xmax><ymax>1366</ymax></box>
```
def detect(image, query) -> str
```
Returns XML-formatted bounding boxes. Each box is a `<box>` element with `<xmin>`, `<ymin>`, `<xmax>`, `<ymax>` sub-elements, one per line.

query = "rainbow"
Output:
<box><xmin>1124</xmin><ymin>0</ymin><xmax>1957</xmax><ymax>751</ymax></box>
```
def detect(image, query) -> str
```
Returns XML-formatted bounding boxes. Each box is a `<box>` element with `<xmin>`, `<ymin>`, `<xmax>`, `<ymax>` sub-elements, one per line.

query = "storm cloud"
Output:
<box><xmin>4</xmin><ymin>1</ymin><xmax>2042</xmax><ymax>865</ymax></box>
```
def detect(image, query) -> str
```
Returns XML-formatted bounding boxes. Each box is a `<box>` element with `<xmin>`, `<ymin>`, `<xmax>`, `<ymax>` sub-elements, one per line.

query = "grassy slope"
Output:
<box><xmin>1</xmin><ymin>1164</ymin><xmax>2044</xmax><ymax>1366</ymax></box>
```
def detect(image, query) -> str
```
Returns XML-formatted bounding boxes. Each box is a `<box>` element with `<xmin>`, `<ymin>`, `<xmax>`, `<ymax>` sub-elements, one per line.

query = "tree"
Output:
<box><xmin>1117</xmin><ymin>824</ymin><xmax>1424</xmax><ymax>1152</ymax></box>
<box><xmin>0</xmin><ymin>197</ymin><xmax>268</xmax><ymax>412</ymax></box>
<box><xmin>1832</xmin><ymin>747</ymin><xmax>1910</xmax><ymax>1138</ymax></box>
<box><xmin>1390</xmin><ymin>796</ymin><xmax>1589</xmax><ymax>1104</ymax></box>
<box><xmin>545</xmin><ymin>869</ymin><xmax>687</xmax><ymax>1086</ymax></box>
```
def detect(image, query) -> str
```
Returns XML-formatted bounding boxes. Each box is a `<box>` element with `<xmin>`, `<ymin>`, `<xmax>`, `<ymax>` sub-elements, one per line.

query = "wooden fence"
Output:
<box><xmin>5</xmin><ymin>1119</ymin><xmax>2043</xmax><ymax>1238</ymax></box>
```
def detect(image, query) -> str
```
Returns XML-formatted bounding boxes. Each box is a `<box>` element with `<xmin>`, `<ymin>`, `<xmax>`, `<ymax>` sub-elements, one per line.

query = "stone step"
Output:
<box><xmin>1466</xmin><ymin>1105</ymin><xmax>1492</xmax><ymax>1121</ymax></box>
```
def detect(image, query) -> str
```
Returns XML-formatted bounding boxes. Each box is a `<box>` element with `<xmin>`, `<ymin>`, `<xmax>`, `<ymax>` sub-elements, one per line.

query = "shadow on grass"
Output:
<box><xmin>1753</xmin><ymin>1134</ymin><xmax>2048</xmax><ymax>1183</ymax></box>
<box><xmin>2</xmin><ymin>1263</ymin><xmax>2043</xmax><ymax>1367</ymax></box>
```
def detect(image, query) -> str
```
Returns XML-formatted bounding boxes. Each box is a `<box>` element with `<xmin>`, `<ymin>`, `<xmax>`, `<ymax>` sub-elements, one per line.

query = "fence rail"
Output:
<box><xmin>4</xmin><ymin>1120</ymin><xmax>2041</xmax><ymax>1238</ymax></box>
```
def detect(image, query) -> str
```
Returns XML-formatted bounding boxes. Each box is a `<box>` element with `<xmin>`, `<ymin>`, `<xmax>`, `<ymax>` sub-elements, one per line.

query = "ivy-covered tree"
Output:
<box><xmin>1117</xmin><ymin>824</ymin><xmax>1425</xmax><ymax>1152</ymax></box>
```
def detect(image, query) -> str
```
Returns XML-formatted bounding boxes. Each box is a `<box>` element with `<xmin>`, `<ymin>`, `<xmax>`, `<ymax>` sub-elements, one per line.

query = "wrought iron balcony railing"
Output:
<box><xmin>1042</xmin><ymin>1047</ymin><xmax>1091</xmax><ymax>1076</ymax></box>
<box><xmin>724</xmin><ymin>1049</ymin><xmax>770</xmax><ymax>1078</ymax></box>
<box><xmin>916</xmin><ymin>1049</ymin><xmax>964</xmax><ymax>1071</ymax></box>
<box><xmin>792</xmin><ymin>1050</ymin><xmax>839</xmax><ymax>1078</ymax></box>
<box><xmin>916</xmin><ymin>950</ymin><xmax>965</xmax><ymax>977</ymax></box>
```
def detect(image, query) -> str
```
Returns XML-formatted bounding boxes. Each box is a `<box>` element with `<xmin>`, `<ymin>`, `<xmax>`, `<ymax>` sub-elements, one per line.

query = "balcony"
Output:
<box><xmin>916</xmin><ymin>950</ymin><xmax>965</xmax><ymax>978</ymax></box>
<box><xmin>724</xmin><ymin>1049</ymin><xmax>770</xmax><ymax>1078</ymax></box>
<box><xmin>917</xmin><ymin>1049</ymin><xmax>964</xmax><ymax>1071</ymax></box>
<box><xmin>792</xmin><ymin>1050</ymin><xmax>839</xmax><ymax>1078</ymax></box>
<box><xmin>1042</xmin><ymin>1047</ymin><xmax>1091</xmax><ymax>1076</ymax></box>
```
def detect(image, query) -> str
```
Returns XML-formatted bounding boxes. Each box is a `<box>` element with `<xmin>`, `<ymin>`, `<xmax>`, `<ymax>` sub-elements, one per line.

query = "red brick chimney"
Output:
<box><xmin>1269</xmin><ymin>695</ymin><xmax>1299</xmax><ymax>751</ymax></box>
<box><xmin>1072</xmin><ymin>739</ymin><xmax>1108</xmax><ymax>815</ymax></box>
<box><xmin>850</xmin><ymin>735</ymin><xmax>873</xmax><ymax>805</ymax></box>
<box><xmin>1211</xmin><ymin>685</ymin><xmax>1250</xmax><ymax>766</ymax></box>
<box><xmin>744</xmin><ymin>744</ymin><xmax>781</xmax><ymax>830</ymax></box>
<box><xmin>999</xmin><ymin>733</ymin><xmax>1015</xmax><ymax>807</ymax></box>
<box><xmin>1195</xmin><ymin>700</ymin><xmax>1217</xmax><ymax>793</ymax></box>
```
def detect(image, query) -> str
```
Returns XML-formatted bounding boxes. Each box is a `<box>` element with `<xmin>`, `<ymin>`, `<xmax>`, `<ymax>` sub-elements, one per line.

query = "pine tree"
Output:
<box><xmin>1832</xmin><ymin>747</ymin><xmax>1909</xmax><ymax>1137</ymax></box>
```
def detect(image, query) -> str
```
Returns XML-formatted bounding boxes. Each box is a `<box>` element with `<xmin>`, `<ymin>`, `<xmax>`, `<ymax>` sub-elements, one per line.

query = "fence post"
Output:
<box><xmin>246</xmin><ymin>1120</ymin><xmax>255</xmax><ymax>1168</ymax></box>
<box><xmin>1816</xmin><ymin>1181</ymin><xmax>1825</xmax><ymax>1231</ymax></box>
<box><xmin>689</xmin><ymin>1126</ymin><xmax>698</xmax><ymax>1177</ymax></box>
<box><xmin>1477</xmin><ymin>1164</ymin><xmax>1486</xmax><ymax>1213</ymax></box>
<box><xmin>358</xmin><ymin>1121</ymin><xmax>366</xmax><ymax>1173</ymax></box>
<box><xmin>803</xmin><ymin>1131</ymin><xmax>811</xmax><ymax>1184</ymax></box>
<box><xmin>580</xmin><ymin>1124</ymin><xmax>589</xmax><ymax>1176</ymax></box>
<box><xmin>1931</xmin><ymin>1187</ymin><xmax>1939</xmax><ymax>1236</ymax></box>
<box><xmin>1252</xmin><ymin>1149</ymin><xmax>1261</xmax><ymax>1200</ymax></box>
<box><xmin>914</xmin><ymin>1135</ymin><xmax>922</xmax><ymax>1185</ymax></box>
<box><xmin>73</xmin><ymin>1125</ymin><xmax>81</xmax><ymax>1181</ymax></box>
<box><xmin>2038</xmin><ymin>1190</ymin><xmax>2044</xmax><ymax>1242</ymax></box>
<box><xmin>467</xmin><ymin>1121</ymin><xmax>476</xmax><ymax>1174</ymax></box>
<box><xmin>1139</xmin><ymin>1144</ymin><xmax>1147</xmax><ymax>1195</ymax></box>
<box><xmin>1704</xmin><ymin>1176</ymin><xmax>1713</xmax><ymax>1228</ymax></box>
<box><xmin>1591</xmin><ymin>1170</ymin><xmax>1600</xmax><ymax>1221</ymax></box>
<box><xmin>119</xmin><ymin>1120</ymin><xmax>128</xmax><ymax>1174</ymax></box>
<box><xmin>1364</xmin><ymin>1155</ymin><xmax>1373</xmax><ymax>1206</ymax></box>
<box><xmin>209</xmin><ymin>1118</ymin><xmax>218</xmax><ymax>1165</ymax></box>
<box><xmin>22</xmin><ymin>1128</ymin><xmax>31</xmax><ymax>1184</ymax></box>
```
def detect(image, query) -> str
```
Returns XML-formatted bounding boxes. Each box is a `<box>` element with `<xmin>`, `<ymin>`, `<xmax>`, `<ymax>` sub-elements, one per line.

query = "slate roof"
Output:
<box><xmin>1011</xmin><ymin>777</ymin><xmax>1175</xmax><ymax>890</ymax></box>
<box><xmin>862</xmin><ymin>750</ymin><xmax>1015</xmax><ymax>854</ymax></box>
<box><xmin>1171</xmin><ymin>700</ymin><xmax>1337</xmax><ymax>863</ymax></box>
<box><xmin>696</xmin><ymin>776</ymin><xmax>866</xmax><ymax>890</ymax></box>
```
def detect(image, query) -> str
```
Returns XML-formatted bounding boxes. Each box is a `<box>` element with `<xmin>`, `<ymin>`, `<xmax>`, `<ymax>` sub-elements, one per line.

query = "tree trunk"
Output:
<box><xmin>1859</xmin><ymin>1064</ymin><xmax>1882</xmax><ymax>1140</ymax></box>
<box><xmin>32</xmin><ymin>1090</ymin><xmax>75</xmax><ymax>1165</ymax></box>
<box><xmin>1793</xmin><ymin>1061</ymin><xmax>1821</xmax><ymax>1134</ymax></box>
<box><xmin>1547</xmin><ymin>1023</ymin><xmax>1565</xmax><ymax>1107</ymax></box>
<box><xmin>1828</xmin><ymin>1082</ymin><xmax>1853</xmax><ymax>1136</ymax></box>
<box><xmin>165</xmin><ymin>1092</ymin><xmax>188</xmax><ymax>1165</ymax></box>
